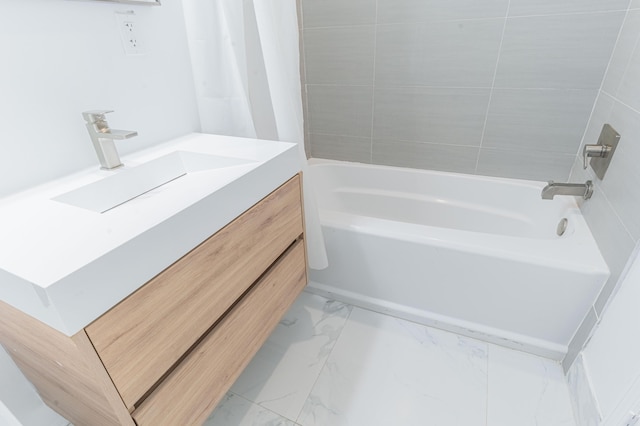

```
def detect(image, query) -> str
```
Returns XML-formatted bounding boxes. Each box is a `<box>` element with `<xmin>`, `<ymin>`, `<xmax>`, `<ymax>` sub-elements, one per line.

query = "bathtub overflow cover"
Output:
<box><xmin>557</xmin><ymin>218</ymin><xmax>569</xmax><ymax>236</ymax></box>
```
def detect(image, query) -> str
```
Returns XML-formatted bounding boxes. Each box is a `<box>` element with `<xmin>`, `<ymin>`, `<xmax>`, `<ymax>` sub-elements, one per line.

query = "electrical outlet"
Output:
<box><xmin>121</xmin><ymin>20</ymin><xmax>139</xmax><ymax>54</ymax></box>
<box><xmin>116</xmin><ymin>11</ymin><xmax>145</xmax><ymax>56</ymax></box>
<box><xmin>624</xmin><ymin>412</ymin><xmax>640</xmax><ymax>426</ymax></box>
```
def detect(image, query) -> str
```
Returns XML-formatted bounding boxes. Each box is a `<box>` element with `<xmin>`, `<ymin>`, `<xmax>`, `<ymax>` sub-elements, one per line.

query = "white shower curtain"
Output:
<box><xmin>182</xmin><ymin>0</ymin><xmax>328</xmax><ymax>269</ymax></box>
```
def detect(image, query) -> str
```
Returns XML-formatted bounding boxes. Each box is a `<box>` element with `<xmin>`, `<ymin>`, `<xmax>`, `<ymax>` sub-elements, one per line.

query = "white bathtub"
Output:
<box><xmin>307</xmin><ymin>159</ymin><xmax>609</xmax><ymax>360</ymax></box>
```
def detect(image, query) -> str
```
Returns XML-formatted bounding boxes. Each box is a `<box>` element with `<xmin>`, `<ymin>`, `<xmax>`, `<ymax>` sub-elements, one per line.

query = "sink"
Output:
<box><xmin>0</xmin><ymin>132</ymin><xmax>301</xmax><ymax>335</ymax></box>
<box><xmin>53</xmin><ymin>151</ymin><xmax>255</xmax><ymax>213</ymax></box>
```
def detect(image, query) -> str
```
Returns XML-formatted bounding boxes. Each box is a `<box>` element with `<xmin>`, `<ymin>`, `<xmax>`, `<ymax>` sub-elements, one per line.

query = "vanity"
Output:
<box><xmin>0</xmin><ymin>133</ymin><xmax>307</xmax><ymax>425</ymax></box>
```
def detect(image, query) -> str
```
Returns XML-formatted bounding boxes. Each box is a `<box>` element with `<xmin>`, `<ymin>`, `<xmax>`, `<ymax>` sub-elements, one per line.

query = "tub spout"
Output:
<box><xmin>541</xmin><ymin>180</ymin><xmax>593</xmax><ymax>200</ymax></box>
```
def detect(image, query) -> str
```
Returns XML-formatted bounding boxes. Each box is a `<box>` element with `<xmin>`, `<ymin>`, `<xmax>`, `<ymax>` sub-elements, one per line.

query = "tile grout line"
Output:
<box><xmin>294</xmin><ymin>301</ymin><xmax>355</xmax><ymax>425</ymax></box>
<box><xmin>310</xmin><ymin>130</ymin><xmax>583</xmax><ymax>155</ymax></box>
<box><xmin>506</xmin><ymin>9</ymin><xmax>629</xmax><ymax>20</ymax></box>
<box><xmin>612</xmin><ymin>9</ymin><xmax>640</xmax><ymax>107</ymax></box>
<box><xmin>574</xmin><ymin>5</ymin><xmax>634</xmax><ymax>158</ymax></box>
<box><xmin>227</xmin><ymin>391</ymin><xmax>300</xmax><ymax>425</ymax></box>
<box><xmin>306</xmin><ymin>83</ymin><xmax>599</xmax><ymax>91</ymax></box>
<box><xmin>603</xmin><ymin>89</ymin><xmax>640</xmax><ymax>116</ymax></box>
<box><xmin>475</xmin><ymin>0</ymin><xmax>511</xmax><ymax>174</ymax></box>
<box><xmin>302</xmin><ymin>9</ymin><xmax>629</xmax><ymax>31</ymax></box>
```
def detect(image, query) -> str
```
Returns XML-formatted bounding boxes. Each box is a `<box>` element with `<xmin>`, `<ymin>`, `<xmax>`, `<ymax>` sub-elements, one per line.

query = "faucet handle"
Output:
<box><xmin>583</xmin><ymin>144</ymin><xmax>612</xmax><ymax>169</ymax></box>
<box><xmin>82</xmin><ymin>110</ymin><xmax>114</xmax><ymax>123</ymax></box>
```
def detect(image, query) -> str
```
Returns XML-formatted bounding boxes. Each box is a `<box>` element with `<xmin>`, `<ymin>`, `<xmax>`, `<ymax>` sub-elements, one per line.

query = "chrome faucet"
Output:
<box><xmin>82</xmin><ymin>110</ymin><xmax>138</xmax><ymax>170</ymax></box>
<box><xmin>541</xmin><ymin>180</ymin><xmax>593</xmax><ymax>200</ymax></box>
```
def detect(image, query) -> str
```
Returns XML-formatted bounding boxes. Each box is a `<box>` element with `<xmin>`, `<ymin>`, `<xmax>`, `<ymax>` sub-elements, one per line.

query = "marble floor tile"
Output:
<box><xmin>487</xmin><ymin>345</ymin><xmax>576</xmax><ymax>426</ymax></box>
<box><xmin>230</xmin><ymin>292</ymin><xmax>352</xmax><ymax>421</ymax></box>
<box><xmin>297</xmin><ymin>307</ymin><xmax>489</xmax><ymax>426</ymax></box>
<box><xmin>204</xmin><ymin>392</ymin><xmax>299</xmax><ymax>426</ymax></box>
<box><xmin>566</xmin><ymin>355</ymin><xmax>601</xmax><ymax>426</ymax></box>
<box><xmin>210</xmin><ymin>293</ymin><xmax>578</xmax><ymax>425</ymax></box>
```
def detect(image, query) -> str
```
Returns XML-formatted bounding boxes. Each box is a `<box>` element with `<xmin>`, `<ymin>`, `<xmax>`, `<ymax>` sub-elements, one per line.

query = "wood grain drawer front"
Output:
<box><xmin>132</xmin><ymin>240</ymin><xmax>307</xmax><ymax>426</ymax></box>
<box><xmin>85</xmin><ymin>175</ymin><xmax>303</xmax><ymax>410</ymax></box>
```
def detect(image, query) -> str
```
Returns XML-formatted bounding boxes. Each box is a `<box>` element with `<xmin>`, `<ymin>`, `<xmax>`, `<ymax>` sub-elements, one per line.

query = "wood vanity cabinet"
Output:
<box><xmin>0</xmin><ymin>174</ymin><xmax>308</xmax><ymax>426</ymax></box>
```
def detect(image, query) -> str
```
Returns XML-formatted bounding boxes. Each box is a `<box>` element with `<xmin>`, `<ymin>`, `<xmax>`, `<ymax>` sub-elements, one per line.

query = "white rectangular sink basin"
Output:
<box><xmin>53</xmin><ymin>151</ymin><xmax>256</xmax><ymax>213</ymax></box>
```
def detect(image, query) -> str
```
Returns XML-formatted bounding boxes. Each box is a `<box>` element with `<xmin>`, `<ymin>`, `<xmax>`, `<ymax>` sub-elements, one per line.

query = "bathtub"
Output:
<box><xmin>306</xmin><ymin>159</ymin><xmax>609</xmax><ymax>360</ymax></box>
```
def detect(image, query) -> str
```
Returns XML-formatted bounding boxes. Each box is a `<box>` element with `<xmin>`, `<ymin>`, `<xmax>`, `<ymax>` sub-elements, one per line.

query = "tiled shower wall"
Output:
<box><xmin>299</xmin><ymin>0</ymin><xmax>627</xmax><ymax>181</ymax></box>
<box><xmin>563</xmin><ymin>4</ymin><xmax>640</xmax><ymax>371</ymax></box>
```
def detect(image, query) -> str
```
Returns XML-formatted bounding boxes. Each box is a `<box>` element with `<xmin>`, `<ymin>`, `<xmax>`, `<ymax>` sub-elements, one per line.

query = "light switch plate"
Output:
<box><xmin>590</xmin><ymin>123</ymin><xmax>620</xmax><ymax>180</ymax></box>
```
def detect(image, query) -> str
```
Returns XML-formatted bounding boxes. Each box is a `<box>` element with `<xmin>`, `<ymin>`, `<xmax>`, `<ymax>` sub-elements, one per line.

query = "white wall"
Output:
<box><xmin>0</xmin><ymin>0</ymin><xmax>199</xmax><ymax>423</ymax></box>
<box><xmin>0</xmin><ymin>0</ymin><xmax>200</xmax><ymax>197</ymax></box>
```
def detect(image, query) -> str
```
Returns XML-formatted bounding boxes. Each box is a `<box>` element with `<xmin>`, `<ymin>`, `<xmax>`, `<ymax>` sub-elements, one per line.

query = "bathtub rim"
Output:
<box><xmin>308</xmin><ymin>157</ymin><xmax>548</xmax><ymax>189</ymax></box>
<box><xmin>308</xmin><ymin>158</ymin><xmax>609</xmax><ymax>276</ymax></box>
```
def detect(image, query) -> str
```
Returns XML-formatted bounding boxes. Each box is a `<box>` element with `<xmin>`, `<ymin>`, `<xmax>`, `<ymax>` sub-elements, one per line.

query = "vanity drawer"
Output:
<box><xmin>132</xmin><ymin>240</ymin><xmax>307</xmax><ymax>425</ymax></box>
<box><xmin>85</xmin><ymin>175</ymin><xmax>303</xmax><ymax>409</ymax></box>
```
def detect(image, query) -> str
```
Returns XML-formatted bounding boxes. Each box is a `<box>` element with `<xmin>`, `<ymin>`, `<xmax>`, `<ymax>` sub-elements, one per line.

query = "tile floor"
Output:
<box><xmin>204</xmin><ymin>290</ymin><xmax>577</xmax><ymax>426</ymax></box>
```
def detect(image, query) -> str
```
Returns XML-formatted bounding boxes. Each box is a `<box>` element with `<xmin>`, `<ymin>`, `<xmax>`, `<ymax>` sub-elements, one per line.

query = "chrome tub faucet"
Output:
<box><xmin>541</xmin><ymin>180</ymin><xmax>593</xmax><ymax>200</ymax></box>
<box><xmin>82</xmin><ymin>110</ymin><xmax>138</xmax><ymax>170</ymax></box>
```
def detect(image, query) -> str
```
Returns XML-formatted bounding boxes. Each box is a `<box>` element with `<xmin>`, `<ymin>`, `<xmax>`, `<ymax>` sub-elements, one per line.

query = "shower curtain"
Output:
<box><xmin>182</xmin><ymin>0</ymin><xmax>328</xmax><ymax>269</ymax></box>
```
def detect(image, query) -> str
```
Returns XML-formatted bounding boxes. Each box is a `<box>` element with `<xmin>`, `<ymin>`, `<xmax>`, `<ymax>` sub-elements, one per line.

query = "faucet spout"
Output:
<box><xmin>541</xmin><ymin>180</ymin><xmax>593</xmax><ymax>200</ymax></box>
<box><xmin>82</xmin><ymin>110</ymin><xmax>137</xmax><ymax>170</ymax></box>
<box><xmin>96</xmin><ymin>129</ymin><xmax>138</xmax><ymax>140</ymax></box>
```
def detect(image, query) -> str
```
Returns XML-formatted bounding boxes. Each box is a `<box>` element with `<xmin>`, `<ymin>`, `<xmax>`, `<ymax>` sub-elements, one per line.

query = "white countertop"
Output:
<box><xmin>0</xmin><ymin>133</ymin><xmax>301</xmax><ymax>335</ymax></box>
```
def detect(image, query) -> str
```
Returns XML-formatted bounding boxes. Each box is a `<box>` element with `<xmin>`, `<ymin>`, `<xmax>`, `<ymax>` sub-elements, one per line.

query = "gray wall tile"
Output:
<box><xmin>598</xmin><ymin>102</ymin><xmax>640</xmax><ymax>241</ymax></box>
<box><xmin>569</xmin><ymin>155</ymin><xmax>636</xmax><ymax>317</ymax></box>
<box><xmin>633</xmin><ymin>0</ymin><xmax>640</xmax><ymax>9</ymax></box>
<box><xmin>576</xmin><ymin>93</ymin><xmax>616</xmax><ymax>155</ymax></box>
<box><xmin>567</xmin><ymin>150</ymin><xmax>596</xmax><ymax>197</ymax></box>
<box><xmin>476</xmin><ymin>148</ymin><xmax>574</xmax><ymax>181</ymax></box>
<box><xmin>483</xmin><ymin>89</ymin><xmax>597</xmax><ymax>154</ymax></box>
<box><xmin>602</xmin><ymin>11</ymin><xmax>640</xmax><ymax>96</ymax></box>
<box><xmin>304</xmin><ymin>26</ymin><xmax>375</xmax><ymax>85</ymax></box>
<box><xmin>375</xmin><ymin>20</ymin><xmax>504</xmax><ymax>87</ymax></box>
<box><xmin>494</xmin><ymin>13</ymin><xmax>624</xmax><ymax>89</ymax></box>
<box><xmin>377</xmin><ymin>0</ymin><xmax>509</xmax><ymax>24</ymax></box>
<box><xmin>300</xmin><ymin>0</ymin><xmax>623</xmax><ymax>183</ymax></box>
<box><xmin>373</xmin><ymin>87</ymin><xmax>490</xmax><ymax>145</ymax></box>
<box><xmin>572</xmin><ymin>96</ymin><xmax>640</xmax><ymax>244</ymax></box>
<box><xmin>310</xmin><ymin>133</ymin><xmax>372</xmax><ymax>163</ymax></box>
<box><xmin>565</xmin><ymin>1</ymin><xmax>640</xmax><ymax>374</ymax></box>
<box><xmin>616</xmin><ymin>22</ymin><xmax>640</xmax><ymax>112</ymax></box>
<box><xmin>372</xmin><ymin>139</ymin><xmax>478</xmax><ymax>173</ymax></box>
<box><xmin>580</xmin><ymin>193</ymin><xmax>636</xmax><ymax>316</ymax></box>
<box><xmin>307</xmin><ymin>85</ymin><xmax>374</xmax><ymax>138</ymax></box>
<box><xmin>509</xmin><ymin>0</ymin><xmax>629</xmax><ymax>17</ymax></box>
<box><xmin>301</xmin><ymin>0</ymin><xmax>376</xmax><ymax>28</ymax></box>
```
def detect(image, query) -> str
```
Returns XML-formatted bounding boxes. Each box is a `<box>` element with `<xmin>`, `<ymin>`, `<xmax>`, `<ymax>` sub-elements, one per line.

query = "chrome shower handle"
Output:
<box><xmin>583</xmin><ymin>144</ymin><xmax>611</xmax><ymax>169</ymax></box>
